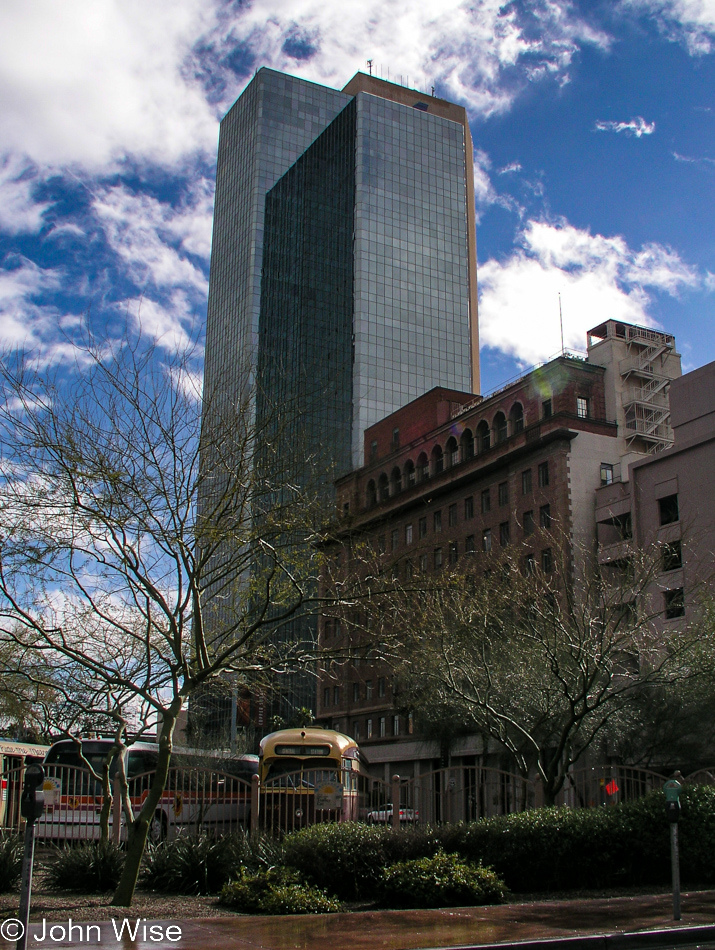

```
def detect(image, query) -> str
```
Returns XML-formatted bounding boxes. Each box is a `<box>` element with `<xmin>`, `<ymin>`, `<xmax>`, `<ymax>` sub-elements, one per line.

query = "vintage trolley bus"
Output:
<box><xmin>258</xmin><ymin>727</ymin><xmax>367</xmax><ymax>832</ymax></box>
<box><xmin>0</xmin><ymin>738</ymin><xmax>49</xmax><ymax>828</ymax></box>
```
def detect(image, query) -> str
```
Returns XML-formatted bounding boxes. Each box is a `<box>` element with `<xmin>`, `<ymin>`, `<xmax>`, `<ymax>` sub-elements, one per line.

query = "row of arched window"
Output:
<box><xmin>366</xmin><ymin>403</ymin><xmax>525</xmax><ymax>507</ymax></box>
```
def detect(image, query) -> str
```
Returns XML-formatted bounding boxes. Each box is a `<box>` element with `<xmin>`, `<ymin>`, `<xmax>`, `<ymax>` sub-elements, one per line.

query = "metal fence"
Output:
<box><xmin>2</xmin><ymin>762</ymin><xmax>711</xmax><ymax>839</ymax></box>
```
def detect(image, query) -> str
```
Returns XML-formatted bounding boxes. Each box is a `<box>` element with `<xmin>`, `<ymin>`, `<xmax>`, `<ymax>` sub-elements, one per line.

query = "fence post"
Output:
<box><xmin>391</xmin><ymin>774</ymin><xmax>400</xmax><ymax>831</ymax></box>
<box><xmin>112</xmin><ymin>776</ymin><xmax>121</xmax><ymax>844</ymax></box>
<box><xmin>251</xmin><ymin>773</ymin><xmax>259</xmax><ymax>835</ymax></box>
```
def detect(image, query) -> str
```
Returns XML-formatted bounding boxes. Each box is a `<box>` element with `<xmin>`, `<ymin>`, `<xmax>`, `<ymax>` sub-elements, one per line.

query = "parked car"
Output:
<box><xmin>366</xmin><ymin>802</ymin><xmax>418</xmax><ymax>824</ymax></box>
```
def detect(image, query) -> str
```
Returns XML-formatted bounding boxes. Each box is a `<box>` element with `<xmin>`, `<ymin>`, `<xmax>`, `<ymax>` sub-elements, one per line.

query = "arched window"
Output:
<box><xmin>476</xmin><ymin>420</ymin><xmax>490</xmax><ymax>453</ymax></box>
<box><xmin>460</xmin><ymin>428</ymin><xmax>474</xmax><ymax>460</ymax></box>
<box><xmin>404</xmin><ymin>459</ymin><xmax>416</xmax><ymax>488</ymax></box>
<box><xmin>445</xmin><ymin>436</ymin><xmax>459</xmax><ymax>468</ymax></box>
<box><xmin>494</xmin><ymin>411</ymin><xmax>507</xmax><ymax>443</ymax></box>
<box><xmin>366</xmin><ymin>479</ymin><xmax>376</xmax><ymax>508</ymax></box>
<box><xmin>390</xmin><ymin>466</ymin><xmax>402</xmax><ymax>495</ymax></box>
<box><xmin>378</xmin><ymin>473</ymin><xmax>389</xmax><ymax>502</ymax></box>
<box><xmin>416</xmin><ymin>452</ymin><xmax>429</xmax><ymax>482</ymax></box>
<box><xmin>510</xmin><ymin>402</ymin><xmax>524</xmax><ymax>434</ymax></box>
<box><xmin>431</xmin><ymin>444</ymin><xmax>444</xmax><ymax>476</ymax></box>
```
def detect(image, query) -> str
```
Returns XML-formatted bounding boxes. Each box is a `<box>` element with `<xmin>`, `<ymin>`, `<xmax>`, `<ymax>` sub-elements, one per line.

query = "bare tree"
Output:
<box><xmin>388</xmin><ymin>537</ymin><xmax>715</xmax><ymax>805</ymax></box>
<box><xmin>0</xmin><ymin>332</ymin><xmax>334</xmax><ymax>905</ymax></box>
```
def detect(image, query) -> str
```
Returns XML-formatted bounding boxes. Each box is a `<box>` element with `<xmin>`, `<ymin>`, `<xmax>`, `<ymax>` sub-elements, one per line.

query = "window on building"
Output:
<box><xmin>600</xmin><ymin>463</ymin><xmax>614</xmax><ymax>486</ymax></box>
<box><xmin>434</xmin><ymin>547</ymin><xmax>443</xmax><ymax>569</ymax></box>
<box><xmin>538</xmin><ymin>461</ymin><xmax>550</xmax><ymax>487</ymax></box>
<box><xmin>378</xmin><ymin>677</ymin><xmax>386</xmax><ymax>698</ymax></box>
<box><xmin>522</xmin><ymin>469</ymin><xmax>532</xmax><ymax>495</ymax></box>
<box><xmin>404</xmin><ymin>558</ymin><xmax>413</xmax><ymax>579</ymax></box>
<box><xmin>352</xmin><ymin>682</ymin><xmax>360</xmax><ymax>702</ymax></box>
<box><xmin>541</xmin><ymin>548</ymin><xmax>553</xmax><ymax>572</ymax></box>
<box><xmin>449</xmin><ymin>541</ymin><xmax>458</xmax><ymax>564</ymax></box>
<box><xmin>524</xmin><ymin>510</ymin><xmax>534</xmax><ymax>535</ymax></box>
<box><xmin>576</xmin><ymin>396</ymin><xmax>589</xmax><ymax>419</ymax></box>
<box><xmin>664</xmin><ymin>588</ymin><xmax>685</xmax><ymax>619</ymax></box>
<box><xmin>405</xmin><ymin>523</ymin><xmax>413</xmax><ymax>545</ymax></box>
<box><xmin>434</xmin><ymin>510</ymin><xmax>442</xmax><ymax>532</ymax></box>
<box><xmin>662</xmin><ymin>540</ymin><xmax>683</xmax><ymax>572</ymax></box>
<box><xmin>392</xmin><ymin>428</ymin><xmax>400</xmax><ymax>450</ymax></box>
<box><xmin>352</xmin><ymin>721</ymin><xmax>360</xmax><ymax>740</ymax></box>
<box><xmin>464</xmin><ymin>496</ymin><xmax>474</xmax><ymax>519</ymax></box>
<box><xmin>419</xmin><ymin>553</ymin><xmax>428</xmax><ymax>572</ymax></box>
<box><xmin>659</xmin><ymin>494</ymin><xmax>679</xmax><ymax>525</ymax></box>
<box><xmin>391</xmin><ymin>528</ymin><xmax>399</xmax><ymax>551</ymax></box>
<box><xmin>366</xmin><ymin>719</ymin><xmax>373</xmax><ymax>739</ymax></box>
<box><xmin>323</xmin><ymin>687</ymin><xmax>330</xmax><ymax>706</ymax></box>
<box><xmin>500</xmin><ymin>521</ymin><xmax>510</xmax><ymax>547</ymax></box>
<box><xmin>391</xmin><ymin>563</ymin><xmax>399</xmax><ymax>581</ymax></box>
<box><xmin>481</xmin><ymin>488</ymin><xmax>491</xmax><ymax>514</ymax></box>
<box><xmin>542</xmin><ymin>399</ymin><xmax>552</xmax><ymax>419</ymax></box>
<box><xmin>393</xmin><ymin>715</ymin><xmax>400</xmax><ymax>736</ymax></box>
<box><xmin>379</xmin><ymin>717</ymin><xmax>386</xmax><ymax>737</ymax></box>
<box><xmin>333</xmin><ymin>686</ymin><xmax>340</xmax><ymax>705</ymax></box>
<box><xmin>449</xmin><ymin>503</ymin><xmax>457</xmax><ymax>527</ymax></box>
<box><xmin>370</xmin><ymin>440</ymin><xmax>378</xmax><ymax>461</ymax></box>
<box><xmin>365</xmin><ymin>680</ymin><xmax>373</xmax><ymax>699</ymax></box>
<box><xmin>378</xmin><ymin>535</ymin><xmax>385</xmax><ymax>554</ymax></box>
<box><xmin>540</xmin><ymin>504</ymin><xmax>552</xmax><ymax>529</ymax></box>
<box><xmin>418</xmin><ymin>516</ymin><xmax>427</xmax><ymax>538</ymax></box>
<box><xmin>525</xmin><ymin>553</ymin><xmax>536</xmax><ymax>575</ymax></box>
<box><xmin>482</xmin><ymin>528</ymin><xmax>492</xmax><ymax>553</ymax></box>
<box><xmin>465</xmin><ymin>534</ymin><xmax>475</xmax><ymax>554</ymax></box>
<box><xmin>498</xmin><ymin>481</ymin><xmax>508</xmax><ymax>506</ymax></box>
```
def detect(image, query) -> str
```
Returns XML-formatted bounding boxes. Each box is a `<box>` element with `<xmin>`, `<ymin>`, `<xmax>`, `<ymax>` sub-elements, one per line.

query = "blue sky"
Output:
<box><xmin>0</xmin><ymin>0</ymin><xmax>713</xmax><ymax>397</ymax></box>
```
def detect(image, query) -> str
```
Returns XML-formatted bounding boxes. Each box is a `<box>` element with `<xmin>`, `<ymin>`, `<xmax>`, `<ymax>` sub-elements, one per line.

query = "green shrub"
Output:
<box><xmin>283</xmin><ymin>822</ymin><xmax>390</xmax><ymax>900</ymax></box>
<box><xmin>380</xmin><ymin>851</ymin><xmax>506</xmax><ymax>909</ymax></box>
<box><xmin>46</xmin><ymin>841</ymin><xmax>124</xmax><ymax>893</ymax></box>
<box><xmin>219</xmin><ymin>867</ymin><xmax>341</xmax><ymax>914</ymax></box>
<box><xmin>142</xmin><ymin>831</ymin><xmax>283</xmax><ymax>895</ymax></box>
<box><xmin>0</xmin><ymin>833</ymin><xmax>23</xmax><ymax>893</ymax></box>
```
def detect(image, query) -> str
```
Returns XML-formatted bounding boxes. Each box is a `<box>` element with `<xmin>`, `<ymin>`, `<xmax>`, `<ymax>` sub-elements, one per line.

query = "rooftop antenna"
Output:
<box><xmin>559</xmin><ymin>293</ymin><xmax>565</xmax><ymax>355</ymax></box>
<box><xmin>431</xmin><ymin>85</ymin><xmax>435</xmax><ymax>96</ymax></box>
<box><xmin>366</xmin><ymin>59</ymin><xmax>373</xmax><ymax>76</ymax></box>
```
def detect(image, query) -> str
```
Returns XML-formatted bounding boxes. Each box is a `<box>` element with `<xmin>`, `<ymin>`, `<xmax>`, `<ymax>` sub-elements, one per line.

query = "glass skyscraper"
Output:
<box><xmin>206</xmin><ymin>67</ymin><xmax>479</xmax><ymax>473</ymax></box>
<box><xmin>202</xmin><ymin>67</ymin><xmax>479</xmax><ymax>724</ymax></box>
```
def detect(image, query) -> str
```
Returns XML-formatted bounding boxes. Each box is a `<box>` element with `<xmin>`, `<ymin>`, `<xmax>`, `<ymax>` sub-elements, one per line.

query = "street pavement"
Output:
<box><xmin>2</xmin><ymin>889</ymin><xmax>715</xmax><ymax>950</ymax></box>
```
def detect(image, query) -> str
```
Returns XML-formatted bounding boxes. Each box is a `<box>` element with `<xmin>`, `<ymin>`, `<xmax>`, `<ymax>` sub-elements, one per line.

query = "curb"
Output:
<box><xmin>429</xmin><ymin>923</ymin><xmax>715</xmax><ymax>950</ymax></box>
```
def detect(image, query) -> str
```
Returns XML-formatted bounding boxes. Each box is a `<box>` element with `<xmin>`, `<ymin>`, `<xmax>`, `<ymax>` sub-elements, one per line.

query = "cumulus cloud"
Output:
<box><xmin>622</xmin><ymin>0</ymin><xmax>715</xmax><ymax>55</ymax></box>
<box><xmin>478</xmin><ymin>220</ymin><xmax>699</xmax><ymax>366</ymax></box>
<box><xmin>0</xmin><ymin>155</ymin><xmax>49</xmax><ymax>234</ymax></box>
<box><xmin>595</xmin><ymin>117</ymin><xmax>656</xmax><ymax>137</ymax></box>
<box><xmin>0</xmin><ymin>1</ymin><xmax>221</xmax><ymax>170</ymax></box>
<box><xmin>226</xmin><ymin>0</ymin><xmax>610</xmax><ymax>120</ymax></box>
<box><xmin>92</xmin><ymin>182</ymin><xmax>213</xmax><ymax>297</ymax></box>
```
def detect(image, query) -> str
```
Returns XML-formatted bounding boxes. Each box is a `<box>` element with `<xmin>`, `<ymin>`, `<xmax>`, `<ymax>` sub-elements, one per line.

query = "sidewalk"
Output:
<box><xmin>2</xmin><ymin>889</ymin><xmax>715</xmax><ymax>950</ymax></box>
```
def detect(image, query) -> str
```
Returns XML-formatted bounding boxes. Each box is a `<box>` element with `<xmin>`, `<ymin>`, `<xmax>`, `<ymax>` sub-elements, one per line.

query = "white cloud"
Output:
<box><xmin>478</xmin><ymin>220</ymin><xmax>699</xmax><ymax>366</ymax></box>
<box><xmin>0</xmin><ymin>155</ymin><xmax>49</xmax><ymax>234</ymax></box>
<box><xmin>227</xmin><ymin>0</ymin><xmax>610</xmax><ymax>120</ymax></box>
<box><xmin>498</xmin><ymin>162</ymin><xmax>523</xmax><ymax>175</ymax></box>
<box><xmin>92</xmin><ymin>182</ymin><xmax>213</xmax><ymax>296</ymax></box>
<box><xmin>595</xmin><ymin>117</ymin><xmax>656</xmax><ymax>137</ymax></box>
<box><xmin>622</xmin><ymin>0</ymin><xmax>715</xmax><ymax>54</ymax></box>
<box><xmin>0</xmin><ymin>1</ymin><xmax>221</xmax><ymax>170</ymax></box>
<box><xmin>122</xmin><ymin>292</ymin><xmax>202</xmax><ymax>356</ymax></box>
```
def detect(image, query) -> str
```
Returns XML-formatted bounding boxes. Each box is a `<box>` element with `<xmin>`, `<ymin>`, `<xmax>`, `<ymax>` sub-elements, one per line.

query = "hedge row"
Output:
<box><xmin>284</xmin><ymin>786</ymin><xmax>715</xmax><ymax>896</ymax></box>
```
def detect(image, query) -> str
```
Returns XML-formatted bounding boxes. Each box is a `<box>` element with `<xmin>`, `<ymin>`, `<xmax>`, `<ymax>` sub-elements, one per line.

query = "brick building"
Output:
<box><xmin>317</xmin><ymin>320</ymin><xmax>683</xmax><ymax>781</ymax></box>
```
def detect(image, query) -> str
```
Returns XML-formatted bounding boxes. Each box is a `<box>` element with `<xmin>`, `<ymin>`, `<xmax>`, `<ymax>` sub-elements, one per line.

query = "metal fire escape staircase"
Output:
<box><xmin>619</xmin><ymin>328</ymin><xmax>675</xmax><ymax>453</ymax></box>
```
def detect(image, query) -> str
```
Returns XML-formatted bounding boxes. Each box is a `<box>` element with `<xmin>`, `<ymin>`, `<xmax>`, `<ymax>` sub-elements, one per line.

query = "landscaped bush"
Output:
<box><xmin>380</xmin><ymin>851</ymin><xmax>506</xmax><ymax>909</ymax></box>
<box><xmin>142</xmin><ymin>831</ymin><xmax>284</xmax><ymax>895</ymax></box>
<box><xmin>283</xmin><ymin>822</ymin><xmax>390</xmax><ymax>900</ymax></box>
<box><xmin>0</xmin><ymin>833</ymin><xmax>23</xmax><ymax>892</ymax></box>
<box><xmin>46</xmin><ymin>841</ymin><xmax>124</xmax><ymax>893</ymax></box>
<box><xmin>219</xmin><ymin>867</ymin><xmax>341</xmax><ymax>914</ymax></box>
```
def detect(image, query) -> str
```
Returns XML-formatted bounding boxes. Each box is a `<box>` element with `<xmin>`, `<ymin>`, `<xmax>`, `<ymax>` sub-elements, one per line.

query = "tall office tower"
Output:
<box><xmin>202</xmin><ymin>67</ymin><xmax>479</xmax><ymax>724</ymax></box>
